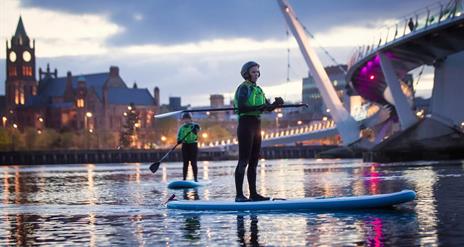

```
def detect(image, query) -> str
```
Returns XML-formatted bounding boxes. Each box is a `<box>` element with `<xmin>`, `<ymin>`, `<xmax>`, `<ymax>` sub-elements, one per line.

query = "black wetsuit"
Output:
<box><xmin>182</xmin><ymin>143</ymin><xmax>198</xmax><ymax>181</ymax></box>
<box><xmin>234</xmin><ymin>81</ymin><xmax>271</xmax><ymax>201</ymax></box>
<box><xmin>178</xmin><ymin>123</ymin><xmax>200</xmax><ymax>181</ymax></box>
<box><xmin>236</xmin><ymin>116</ymin><xmax>261</xmax><ymax>197</ymax></box>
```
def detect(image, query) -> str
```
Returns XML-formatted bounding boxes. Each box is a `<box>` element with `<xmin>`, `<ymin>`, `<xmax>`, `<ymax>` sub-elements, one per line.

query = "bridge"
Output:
<box><xmin>347</xmin><ymin>0</ymin><xmax>464</xmax><ymax>161</ymax></box>
<box><xmin>201</xmin><ymin>0</ymin><xmax>464</xmax><ymax>161</ymax></box>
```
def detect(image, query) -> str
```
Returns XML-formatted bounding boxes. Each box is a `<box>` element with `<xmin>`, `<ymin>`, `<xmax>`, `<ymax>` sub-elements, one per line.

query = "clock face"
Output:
<box><xmin>9</xmin><ymin>51</ymin><xmax>17</xmax><ymax>62</ymax></box>
<box><xmin>23</xmin><ymin>51</ymin><xmax>31</xmax><ymax>62</ymax></box>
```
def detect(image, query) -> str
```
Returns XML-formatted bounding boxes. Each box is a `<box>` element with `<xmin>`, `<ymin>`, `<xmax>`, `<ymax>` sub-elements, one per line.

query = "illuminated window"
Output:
<box><xmin>20</xmin><ymin>87</ymin><xmax>25</xmax><ymax>105</ymax></box>
<box><xmin>22</xmin><ymin>66</ymin><xmax>32</xmax><ymax>76</ymax></box>
<box><xmin>76</xmin><ymin>98</ymin><xmax>85</xmax><ymax>108</ymax></box>
<box><xmin>15</xmin><ymin>88</ymin><xmax>19</xmax><ymax>104</ymax></box>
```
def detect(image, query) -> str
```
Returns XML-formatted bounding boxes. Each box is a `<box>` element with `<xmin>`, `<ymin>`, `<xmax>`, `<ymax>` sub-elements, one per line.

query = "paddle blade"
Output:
<box><xmin>149</xmin><ymin>162</ymin><xmax>161</xmax><ymax>173</ymax></box>
<box><xmin>154</xmin><ymin>110</ymin><xmax>183</xmax><ymax>119</ymax></box>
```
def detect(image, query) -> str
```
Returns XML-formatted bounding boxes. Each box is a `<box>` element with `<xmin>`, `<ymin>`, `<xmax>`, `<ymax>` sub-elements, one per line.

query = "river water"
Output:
<box><xmin>1</xmin><ymin>159</ymin><xmax>464</xmax><ymax>246</ymax></box>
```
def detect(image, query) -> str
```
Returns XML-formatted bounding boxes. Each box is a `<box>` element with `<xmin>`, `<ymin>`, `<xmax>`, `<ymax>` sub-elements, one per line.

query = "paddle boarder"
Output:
<box><xmin>177</xmin><ymin>113</ymin><xmax>200</xmax><ymax>181</ymax></box>
<box><xmin>233</xmin><ymin>61</ymin><xmax>284</xmax><ymax>202</ymax></box>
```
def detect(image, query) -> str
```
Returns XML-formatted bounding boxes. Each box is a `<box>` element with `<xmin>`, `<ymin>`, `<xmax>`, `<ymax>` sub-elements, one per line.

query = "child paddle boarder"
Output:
<box><xmin>177</xmin><ymin>113</ymin><xmax>200</xmax><ymax>182</ymax></box>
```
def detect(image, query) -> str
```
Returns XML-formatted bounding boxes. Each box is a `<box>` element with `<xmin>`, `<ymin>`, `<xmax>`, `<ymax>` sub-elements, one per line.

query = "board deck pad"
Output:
<box><xmin>167</xmin><ymin>190</ymin><xmax>416</xmax><ymax>211</ymax></box>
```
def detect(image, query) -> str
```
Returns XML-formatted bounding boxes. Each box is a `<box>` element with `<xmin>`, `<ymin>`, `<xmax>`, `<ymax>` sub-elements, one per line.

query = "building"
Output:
<box><xmin>302</xmin><ymin>64</ymin><xmax>350</xmax><ymax>120</ymax></box>
<box><xmin>168</xmin><ymin>97</ymin><xmax>182</xmax><ymax>111</ymax></box>
<box><xmin>3</xmin><ymin>17</ymin><xmax>159</xmax><ymax>144</ymax></box>
<box><xmin>209</xmin><ymin>94</ymin><xmax>226</xmax><ymax>121</ymax></box>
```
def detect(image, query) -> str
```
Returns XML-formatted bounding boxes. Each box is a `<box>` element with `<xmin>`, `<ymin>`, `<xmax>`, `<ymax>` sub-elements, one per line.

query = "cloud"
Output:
<box><xmin>0</xmin><ymin>0</ymin><xmax>439</xmax><ymax>106</ymax></box>
<box><xmin>17</xmin><ymin>0</ymin><xmax>440</xmax><ymax>45</ymax></box>
<box><xmin>0</xmin><ymin>0</ymin><xmax>122</xmax><ymax>58</ymax></box>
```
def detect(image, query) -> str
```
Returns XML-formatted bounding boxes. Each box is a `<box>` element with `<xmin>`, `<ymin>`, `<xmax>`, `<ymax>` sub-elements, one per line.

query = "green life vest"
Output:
<box><xmin>177</xmin><ymin>123</ymin><xmax>199</xmax><ymax>144</ymax></box>
<box><xmin>233</xmin><ymin>81</ymin><xmax>266</xmax><ymax>118</ymax></box>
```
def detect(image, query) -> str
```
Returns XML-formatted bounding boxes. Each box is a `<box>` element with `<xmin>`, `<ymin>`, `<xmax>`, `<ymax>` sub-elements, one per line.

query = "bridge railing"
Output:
<box><xmin>348</xmin><ymin>0</ymin><xmax>463</xmax><ymax>68</ymax></box>
<box><xmin>197</xmin><ymin>103</ymin><xmax>381</xmax><ymax>148</ymax></box>
<box><xmin>198</xmin><ymin>120</ymin><xmax>336</xmax><ymax>148</ymax></box>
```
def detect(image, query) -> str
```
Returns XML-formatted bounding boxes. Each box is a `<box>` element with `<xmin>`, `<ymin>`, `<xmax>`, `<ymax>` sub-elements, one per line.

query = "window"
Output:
<box><xmin>20</xmin><ymin>87</ymin><xmax>25</xmax><ymax>105</ymax></box>
<box><xmin>8</xmin><ymin>67</ymin><xmax>17</xmax><ymax>77</ymax></box>
<box><xmin>22</xmin><ymin>66</ymin><xmax>32</xmax><ymax>77</ymax></box>
<box><xmin>15</xmin><ymin>88</ymin><xmax>19</xmax><ymax>105</ymax></box>
<box><xmin>76</xmin><ymin>98</ymin><xmax>85</xmax><ymax>108</ymax></box>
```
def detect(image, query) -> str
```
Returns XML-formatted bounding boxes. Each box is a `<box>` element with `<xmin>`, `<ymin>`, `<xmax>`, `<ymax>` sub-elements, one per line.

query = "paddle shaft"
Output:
<box><xmin>154</xmin><ymin>103</ymin><xmax>307</xmax><ymax>119</ymax></box>
<box><xmin>183</xmin><ymin>103</ymin><xmax>307</xmax><ymax>113</ymax></box>
<box><xmin>158</xmin><ymin>130</ymin><xmax>193</xmax><ymax>163</ymax></box>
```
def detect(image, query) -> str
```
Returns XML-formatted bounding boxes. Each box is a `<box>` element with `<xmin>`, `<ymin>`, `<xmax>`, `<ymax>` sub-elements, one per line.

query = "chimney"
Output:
<box><xmin>64</xmin><ymin>71</ymin><xmax>74</xmax><ymax>101</ymax></box>
<box><xmin>109</xmin><ymin>66</ymin><xmax>119</xmax><ymax>77</ymax></box>
<box><xmin>154</xmin><ymin>87</ymin><xmax>160</xmax><ymax>106</ymax></box>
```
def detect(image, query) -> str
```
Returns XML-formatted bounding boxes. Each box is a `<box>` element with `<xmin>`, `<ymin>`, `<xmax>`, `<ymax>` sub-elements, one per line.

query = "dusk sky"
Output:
<box><xmin>0</xmin><ymin>0</ymin><xmax>439</xmax><ymax>106</ymax></box>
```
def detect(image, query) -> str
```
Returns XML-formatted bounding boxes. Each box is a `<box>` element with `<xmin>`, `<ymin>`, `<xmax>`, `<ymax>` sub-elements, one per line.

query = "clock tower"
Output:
<box><xmin>5</xmin><ymin>16</ymin><xmax>37</xmax><ymax>113</ymax></box>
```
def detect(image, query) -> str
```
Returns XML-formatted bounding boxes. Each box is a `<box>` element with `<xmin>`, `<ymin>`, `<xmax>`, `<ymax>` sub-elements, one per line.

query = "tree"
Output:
<box><xmin>120</xmin><ymin>103</ymin><xmax>139</xmax><ymax>149</ymax></box>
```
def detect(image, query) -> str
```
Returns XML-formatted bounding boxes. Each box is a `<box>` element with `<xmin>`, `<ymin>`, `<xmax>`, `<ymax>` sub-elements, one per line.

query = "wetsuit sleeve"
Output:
<box><xmin>177</xmin><ymin>125</ymin><xmax>184</xmax><ymax>142</ymax></box>
<box><xmin>236</xmin><ymin>85</ymin><xmax>260</xmax><ymax>113</ymax></box>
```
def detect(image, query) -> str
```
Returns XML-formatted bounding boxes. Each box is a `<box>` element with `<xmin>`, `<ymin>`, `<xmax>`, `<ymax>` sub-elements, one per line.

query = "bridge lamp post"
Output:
<box><xmin>276</xmin><ymin>113</ymin><xmax>283</xmax><ymax>130</ymax></box>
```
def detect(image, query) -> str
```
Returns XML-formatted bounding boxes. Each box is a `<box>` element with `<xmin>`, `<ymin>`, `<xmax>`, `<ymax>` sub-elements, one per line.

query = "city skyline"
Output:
<box><xmin>0</xmin><ymin>0</ymin><xmax>438</xmax><ymax>106</ymax></box>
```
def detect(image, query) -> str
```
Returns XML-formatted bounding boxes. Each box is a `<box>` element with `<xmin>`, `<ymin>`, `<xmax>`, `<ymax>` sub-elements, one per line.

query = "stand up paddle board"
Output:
<box><xmin>167</xmin><ymin>190</ymin><xmax>416</xmax><ymax>211</ymax></box>
<box><xmin>167</xmin><ymin>180</ymin><xmax>211</xmax><ymax>189</ymax></box>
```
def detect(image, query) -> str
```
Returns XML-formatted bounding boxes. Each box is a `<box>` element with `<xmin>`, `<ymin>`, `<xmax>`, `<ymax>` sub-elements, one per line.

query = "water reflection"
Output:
<box><xmin>183</xmin><ymin>188</ymin><xmax>199</xmax><ymax>200</ymax></box>
<box><xmin>237</xmin><ymin>214</ymin><xmax>260</xmax><ymax>246</ymax></box>
<box><xmin>182</xmin><ymin>215</ymin><xmax>201</xmax><ymax>241</ymax></box>
<box><xmin>1</xmin><ymin>160</ymin><xmax>464</xmax><ymax>246</ymax></box>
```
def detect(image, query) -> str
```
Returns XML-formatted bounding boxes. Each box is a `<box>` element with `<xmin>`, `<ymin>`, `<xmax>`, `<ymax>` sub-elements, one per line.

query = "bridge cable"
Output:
<box><xmin>413</xmin><ymin>65</ymin><xmax>426</xmax><ymax>95</ymax></box>
<box><xmin>294</xmin><ymin>16</ymin><xmax>348</xmax><ymax>75</ymax></box>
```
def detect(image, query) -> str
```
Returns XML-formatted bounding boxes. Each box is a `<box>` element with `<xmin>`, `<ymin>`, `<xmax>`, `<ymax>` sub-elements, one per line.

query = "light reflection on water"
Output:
<box><xmin>1</xmin><ymin>159</ymin><xmax>464</xmax><ymax>246</ymax></box>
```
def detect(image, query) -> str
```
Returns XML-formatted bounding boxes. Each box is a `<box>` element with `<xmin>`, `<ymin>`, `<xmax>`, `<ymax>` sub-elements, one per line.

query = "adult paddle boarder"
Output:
<box><xmin>233</xmin><ymin>61</ymin><xmax>284</xmax><ymax>202</ymax></box>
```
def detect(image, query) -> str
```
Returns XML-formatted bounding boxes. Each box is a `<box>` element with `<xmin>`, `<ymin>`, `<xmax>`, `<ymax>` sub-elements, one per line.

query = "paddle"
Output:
<box><xmin>149</xmin><ymin>130</ymin><xmax>193</xmax><ymax>174</ymax></box>
<box><xmin>154</xmin><ymin>103</ymin><xmax>308</xmax><ymax>119</ymax></box>
<box><xmin>162</xmin><ymin>194</ymin><xmax>176</xmax><ymax>205</ymax></box>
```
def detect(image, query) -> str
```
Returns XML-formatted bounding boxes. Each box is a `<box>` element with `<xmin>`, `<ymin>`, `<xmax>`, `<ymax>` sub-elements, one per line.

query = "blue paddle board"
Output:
<box><xmin>167</xmin><ymin>190</ymin><xmax>416</xmax><ymax>211</ymax></box>
<box><xmin>167</xmin><ymin>180</ymin><xmax>210</xmax><ymax>189</ymax></box>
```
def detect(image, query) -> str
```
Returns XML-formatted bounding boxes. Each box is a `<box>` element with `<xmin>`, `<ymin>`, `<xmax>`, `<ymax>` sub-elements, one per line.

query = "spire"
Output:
<box><xmin>14</xmin><ymin>16</ymin><xmax>28</xmax><ymax>37</ymax></box>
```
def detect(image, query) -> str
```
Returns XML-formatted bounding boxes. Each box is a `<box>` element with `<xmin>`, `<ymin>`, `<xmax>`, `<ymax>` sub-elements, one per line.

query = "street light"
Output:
<box><xmin>2</xmin><ymin>116</ymin><xmax>7</xmax><ymax>127</ymax></box>
<box><xmin>85</xmin><ymin>112</ymin><xmax>93</xmax><ymax>130</ymax></box>
<box><xmin>202</xmin><ymin>133</ymin><xmax>208</xmax><ymax>139</ymax></box>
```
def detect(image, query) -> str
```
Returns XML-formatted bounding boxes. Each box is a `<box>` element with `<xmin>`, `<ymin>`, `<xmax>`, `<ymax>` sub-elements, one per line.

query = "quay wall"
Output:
<box><xmin>0</xmin><ymin>145</ymin><xmax>339</xmax><ymax>165</ymax></box>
